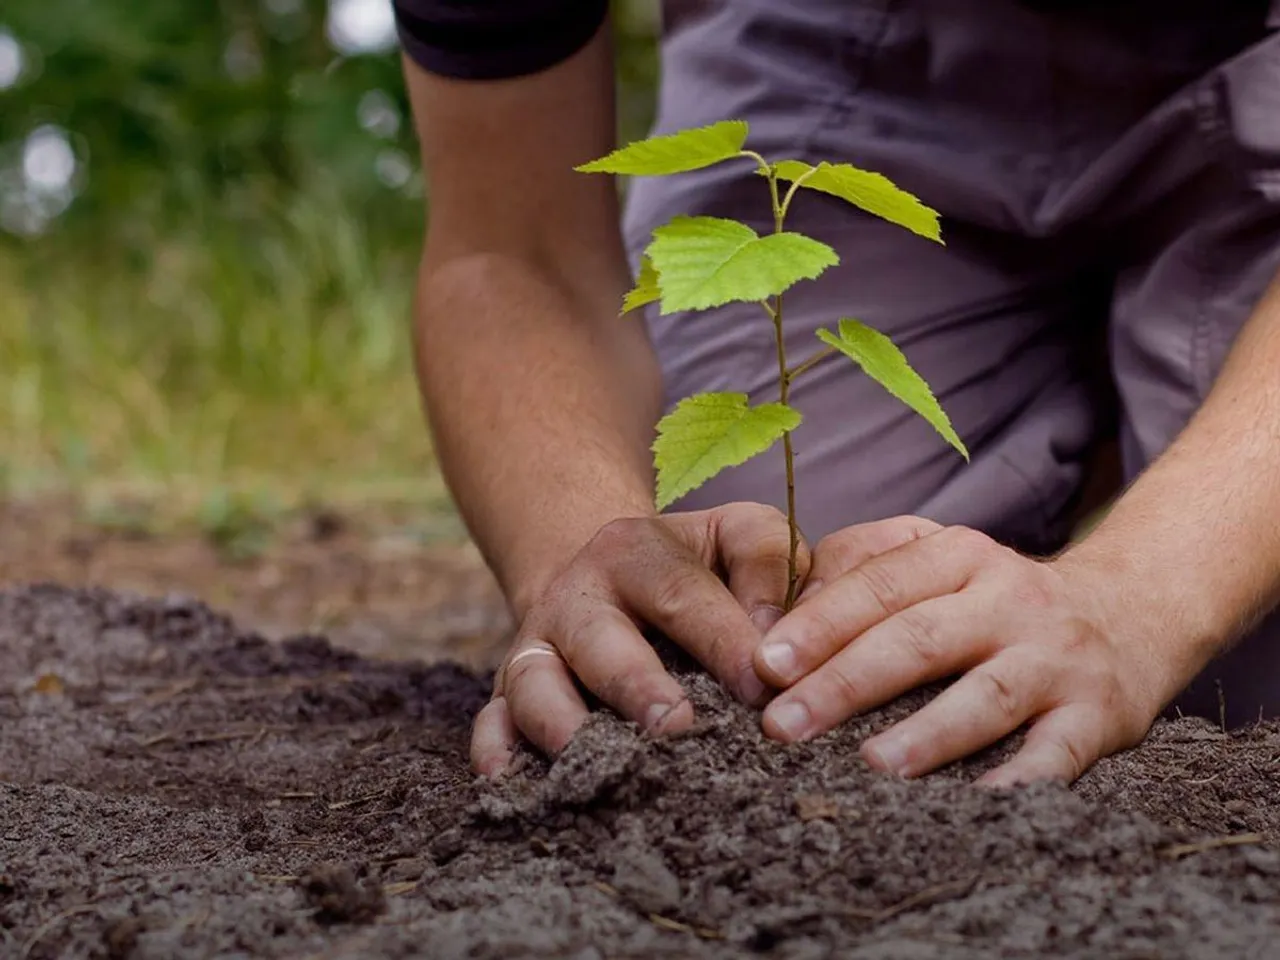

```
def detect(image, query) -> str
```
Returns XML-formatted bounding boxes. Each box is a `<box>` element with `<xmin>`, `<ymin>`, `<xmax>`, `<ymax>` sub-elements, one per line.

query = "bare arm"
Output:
<box><xmin>405</xmin><ymin>26</ymin><xmax>660</xmax><ymax>616</ymax></box>
<box><xmin>404</xmin><ymin>25</ymin><xmax>803</xmax><ymax>774</ymax></box>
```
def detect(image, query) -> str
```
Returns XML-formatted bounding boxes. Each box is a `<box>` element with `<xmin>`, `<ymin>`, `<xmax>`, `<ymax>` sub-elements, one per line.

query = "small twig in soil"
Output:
<box><xmin>327</xmin><ymin>791</ymin><xmax>386</xmax><ymax>811</ymax></box>
<box><xmin>592</xmin><ymin>881</ymin><xmax>619</xmax><ymax>898</ymax></box>
<box><xmin>382</xmin><ymin>881</ymin><xmax>419</xmax><ymax>897</ymax></box>
<box><xmin>141</xmin><ymin>677</ymin><xmax>200</xmax><ymax>708</ymax></box>
<box><xmin>1184</xmin><ymin>774</ymin><xmax>1220</xmax><ymax>786</ymax></box>
<box><xmin>1160</xmin><ymin>833</ymin><xmax>1266</xmax><ymax>860</ymax></box>
<box><xmin>141</xmin><ymin>726</ymin><xmax>284</xmax><ymax>749</ymax></box>
<box><xmin>20</xmin><ymin>903</ymin><xmax>102</xmax><ymax>958</ymax></box>
<box><xmin>647</xmin><ymin>914</ymin><xmax>724</xmax><ymax>940</ymax></box>
<box><xmin>840</xmin><ymin>876</ymin><xmax>981</xmax><ymax>923</ymax></box>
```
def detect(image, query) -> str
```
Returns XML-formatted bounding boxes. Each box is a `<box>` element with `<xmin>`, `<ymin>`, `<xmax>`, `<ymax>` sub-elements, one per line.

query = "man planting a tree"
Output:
<box><xmin>396</xmin><ymin>0</ymin><xmax>1280</xmax><ymax>785</ymax></box>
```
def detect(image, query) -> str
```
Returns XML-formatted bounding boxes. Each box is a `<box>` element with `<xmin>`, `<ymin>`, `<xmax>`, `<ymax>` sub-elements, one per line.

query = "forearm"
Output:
<box><xmin>1060</xmin><ymin>272</ymin><xmax>1280</xmax><ymax>688</ymax></box>
<box><xmin>415</xmin><ymin>252</ymin><xmax>664</xmax><ymax>617</ymax></box>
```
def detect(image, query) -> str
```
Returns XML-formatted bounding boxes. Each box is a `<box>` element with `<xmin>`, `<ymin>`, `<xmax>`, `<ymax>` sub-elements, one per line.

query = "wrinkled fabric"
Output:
<box><xmin>622</xmin><ymin>0</ymin><xmax>1280</xmax><ymax>723</ymax></box>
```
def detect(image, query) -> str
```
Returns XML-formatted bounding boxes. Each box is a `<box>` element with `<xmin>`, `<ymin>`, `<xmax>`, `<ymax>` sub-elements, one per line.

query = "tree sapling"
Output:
<box><xmin>577</xmin><ymin>121</ymin><xmax>968</xmax><ymax>610</ymax></box>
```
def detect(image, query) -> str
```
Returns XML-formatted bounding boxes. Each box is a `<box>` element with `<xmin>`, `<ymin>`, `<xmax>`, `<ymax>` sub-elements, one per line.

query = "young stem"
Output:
<box><xmin>748</xmin><ymin>157</ymin><xmax>801</xmax><ymax>612</ymax></box>
<box><xmin>772</xmin><ymin>298</ymin><xmax>801</xmax><ymax>611</ymax></box>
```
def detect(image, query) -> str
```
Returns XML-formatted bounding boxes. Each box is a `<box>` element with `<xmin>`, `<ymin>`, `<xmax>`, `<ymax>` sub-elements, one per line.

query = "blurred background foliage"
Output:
<box><xmin>0</xmin><ymin>0</ymin><xmax>658</xmax><ymax>516</ymax></box>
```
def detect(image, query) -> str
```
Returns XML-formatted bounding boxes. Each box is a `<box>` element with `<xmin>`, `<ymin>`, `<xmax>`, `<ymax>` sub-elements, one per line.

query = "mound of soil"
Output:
<box><xmin>4</xmin><ymin>585</ymin><xmax>1280</xmax><ymax>959</ymax></box>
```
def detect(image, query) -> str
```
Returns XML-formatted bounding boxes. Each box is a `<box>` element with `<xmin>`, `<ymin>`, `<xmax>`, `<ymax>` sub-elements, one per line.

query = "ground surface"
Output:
<box><xmin>5</xmin><ymin>581</ymin><xmax>1280</xmax><ymax>959</ymax></box>
<box><xmin>0</xmin><ymin>498</ymin><xmax>511</xmax><ymax>670</ymax></box>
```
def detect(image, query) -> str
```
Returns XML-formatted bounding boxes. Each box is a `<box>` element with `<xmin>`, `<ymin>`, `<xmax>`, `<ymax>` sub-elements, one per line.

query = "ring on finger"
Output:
<box><xmin>506</xmin><ymin>642</ymin><xmax>563</xmax><ymax>671</ymax></box>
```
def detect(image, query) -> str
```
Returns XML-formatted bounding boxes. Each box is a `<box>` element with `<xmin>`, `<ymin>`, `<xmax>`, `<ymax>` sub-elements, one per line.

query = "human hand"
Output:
<box><xmin>471</xmin><ymin>503</ymin><xmax>809</xmax><ymax>776</ymax></box>
<box><xmin>753</xmin><ymin>517</ymin><xmax>1183</xmax><ymax>785</ymax></box>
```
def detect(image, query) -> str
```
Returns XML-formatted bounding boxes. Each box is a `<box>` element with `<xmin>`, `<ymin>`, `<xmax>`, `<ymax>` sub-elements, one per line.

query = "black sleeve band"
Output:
<box><xmin>394</xmin><ymin>0</ymin><xmax>609</xmax><ymax>80</ymax></box>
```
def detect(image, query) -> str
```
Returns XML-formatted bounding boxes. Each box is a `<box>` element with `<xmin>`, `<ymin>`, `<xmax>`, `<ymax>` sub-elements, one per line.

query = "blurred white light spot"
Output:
<box><xmin>224</xmin><ymin>31</ymin><xmax>263</xmax><ymax>81</ymax></box>
<box><xmin>0</xmin><ymin>29</ymin><xmax>24</xmax><ymax>90</ymax></box>
<box><xmin>23</xmin><ymin>126</ymin><xmax>77</xmax><ymax>194</ymax></box>
<box><xmin>375</xmin><ymin>149</ymin><xmax>412</xmax><ymax>189</ymax></box>
<box><xmin>326</xmin><ymin>0</ymin><xmax>397</xmax><ymax>56</ymax></box>
<box><xmin>357</xmin><ymin>89</ymin><xmax>400</xmax><ymax>139</ymax></box>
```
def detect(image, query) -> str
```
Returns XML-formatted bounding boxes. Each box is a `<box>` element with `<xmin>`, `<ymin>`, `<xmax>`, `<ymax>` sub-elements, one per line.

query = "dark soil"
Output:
<box><xmin>5</xmin><ymin>585</ymin><xmax>1280</xmax><ymax>959</ymax></box>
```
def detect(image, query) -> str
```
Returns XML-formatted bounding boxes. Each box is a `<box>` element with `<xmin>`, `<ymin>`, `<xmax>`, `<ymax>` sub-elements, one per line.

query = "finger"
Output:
<box><xmin>977</xmin><ymin>704</ymin><xmax>1107</xmax><ymax>787</ymax></box>
<box><xmin>600</xmin><ymin>527</ymin><xmax>770</xmax><ymax>706</ymax></box>
<box><xmin>803</xmin><ymin>515</ymin><xmax>943</xmax><ymax>598</ymax></box>
<box><xmin>761</xmin><ymin>594</ymin><xmax>992</xmax><ymax>743</ymax></box>
<box><xmin>470</xmin><ymin>696</ymin><xmax>519</xmax><ymax>777</ymax></box>
<box><xmin>755</xmin><ymin>525</ymin><xmax>993</xmax><ymax>688</ymax></box>
<box><xmin>549</xmin><ymin>603</ymin><xmax>696</xmax><ymax>732</ymax></box>
<box><xmin>502</xmin><ymin>643</ymin><xmax>592</xmax><ymax>757</ymax></box>
<box><xmin>859</xmin><ymin>650</ymin><xmax>1055</xmax><ymax>778</ymax></box>
<box><xmin>703</xmin><ymin>502</ymin><xmax>811</xmax><ymax>633</ymax></box>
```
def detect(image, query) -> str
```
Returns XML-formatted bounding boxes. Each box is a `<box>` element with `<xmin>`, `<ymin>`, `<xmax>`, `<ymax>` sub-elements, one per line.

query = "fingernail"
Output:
<box><xmin>864</xmin><ymin>735</ymin><xmax>911</xmax><ymax>776</ymax></box>
<box><xmin>736</xmin><ymin>663</ymin><xmax>768</xmax><ymax>706</ymax></box>
<box><xmin>644</xmin><ymin>700</ymin><xmax>683</xmax><ymax>734</ymax></box>
<box><xmin>767</xmin><ymin>700</ymin><xmax>812</xmax><ymax>741</ymax></box>
<box><xmin>796</xmin><ymin>578</ymin><xmax>824</xmax><ymax>604</ymax></box>
<box><xmin>750</xmin><ymin>605</ymin><xmax>783</xmax><ymax>634</ymax></box>
<box><xmin>759</xmin><ymin>641</ymin><xmax>798</xmax><ymax>683</ymax></box>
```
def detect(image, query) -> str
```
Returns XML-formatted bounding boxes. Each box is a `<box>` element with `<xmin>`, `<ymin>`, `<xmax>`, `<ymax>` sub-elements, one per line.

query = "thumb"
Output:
<box><xmin>710</xmin><ymin>502</ymin><xmax>811</xmax><ymax>634</ymax></box>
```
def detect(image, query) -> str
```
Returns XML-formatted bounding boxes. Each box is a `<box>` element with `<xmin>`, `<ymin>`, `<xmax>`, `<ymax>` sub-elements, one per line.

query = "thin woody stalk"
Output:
<box><xmin>760</xmin><ymin>159</ymin><xmax>806</xmax><ymax>611</ymax></box>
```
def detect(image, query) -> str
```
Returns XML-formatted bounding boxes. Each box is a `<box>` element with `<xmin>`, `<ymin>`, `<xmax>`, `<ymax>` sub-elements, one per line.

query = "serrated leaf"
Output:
<box><xmin>575</xmin><ymin>120</ymin><xmax>749</xmax><ymax>176</ymax></box>
<box><xmin>653</xmin><ymin>393</ymin><xmax>801</xmax><ymax>509</ymax></box>
<box><xmin>817</xmin><ymin>318</ymin><xmax>968</xmax><ymax>459</ymax></box>
<box><xmin>621</xmin><ymin>256</ymin><xmax>661</xmax><ymax>314</ymax></box>
<box><xmin>774</xmin><ymin>160</ymin><xmax>942</xmax><ymax>243</ymax></box>
<box><xmin>646</xmin><ymin>216</ymin><xmax>838</xmax><ymax>313</ymax></box>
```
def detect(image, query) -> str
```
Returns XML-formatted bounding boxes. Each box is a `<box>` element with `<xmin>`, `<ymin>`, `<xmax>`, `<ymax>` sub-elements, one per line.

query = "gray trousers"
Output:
<box><xmin>622</xmin><ymin>0</ymin><xmax>1280</xmax><ymax>724</ymax></box>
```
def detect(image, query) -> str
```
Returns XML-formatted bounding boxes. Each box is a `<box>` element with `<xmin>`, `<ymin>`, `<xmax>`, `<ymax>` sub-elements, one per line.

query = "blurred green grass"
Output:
<box><xmin>0</xmin><ymin>175</ymin><xmax>443</xmax><ymax>517</ymax></box>
<box><xmin>0</xmin><ymin>0</ymin><xmax>659</xmax><ymax>528</ymax></box>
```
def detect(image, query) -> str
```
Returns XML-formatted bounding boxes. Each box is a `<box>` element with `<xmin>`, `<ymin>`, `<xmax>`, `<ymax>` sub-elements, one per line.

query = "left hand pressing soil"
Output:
<box><xmin>753</xmin><ymin>516</ymin><xmax>1188</xmax><ymax>786</ymax></box>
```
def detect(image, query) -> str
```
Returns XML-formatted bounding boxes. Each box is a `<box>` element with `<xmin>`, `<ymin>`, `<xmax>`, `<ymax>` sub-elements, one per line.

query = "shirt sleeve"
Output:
<box><xmin>393</xmin><ymin>0</ymin><xmax>610</xmax><ymax>80</ymax></box>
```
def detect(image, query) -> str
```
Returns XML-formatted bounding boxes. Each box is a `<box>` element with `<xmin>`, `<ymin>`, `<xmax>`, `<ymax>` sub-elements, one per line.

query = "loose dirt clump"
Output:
<box><xmin>4</xmin><ymin>584</ymin><xmax>1280</xmax><ymax>959</ymax></box>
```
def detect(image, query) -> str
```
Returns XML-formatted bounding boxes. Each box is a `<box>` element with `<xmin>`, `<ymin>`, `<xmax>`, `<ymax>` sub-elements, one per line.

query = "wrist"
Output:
<box><xmin>502</xmin><ymin>499</ymin><xmax>659</xmax><ymax>620</ymax></box>
<box><xmin>1049</xmin><ymin>539</ymin><xmax>1221</xmax><ymax>710</ymax></box>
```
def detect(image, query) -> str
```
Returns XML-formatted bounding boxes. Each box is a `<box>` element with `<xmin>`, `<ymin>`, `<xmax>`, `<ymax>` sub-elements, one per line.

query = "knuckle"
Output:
<box><xmin>649</xmin><ymin>567</ymin><xmax>705</xmax><ymax>622</ymax></box>
<box><xmin>894</xmin><ymin>608</ymin><xmax>945</xmax><ymax>670</ymax></box>
<box><xmin>1009</xmin><ymin>568</ymin><xmax>1057</xmax><ymax>610</ymax></box>
<box><xmin>854</xmin><ymin>561</ymin><xmax>906</xmax><ymax>617</ymax></box>
<box><xmin>1049</xmin><ymin>733</ymin><xmax>1087</xmax><ymax>782</ymax></box>
<box><xmin>977</xmin><ymin>667</ymin><xmax>1023</xmax><ymax>723</ymax></box>
<box><xmin>561</xmin><ymin>610</ymin><xmax>612</xmax><ymax>660</ymax></box>
<box><xmin>893</xmin><ymin>514</ymin><xmax>943</xmax><ymax>540</ymax></box>
<box><xmin>723</xmin><ymin>500</ymin><xmax>788</xmax><ymax>527</ymax></box>
<box><xmin>824</xmin><ymin>661</ymin><xmax>864</xmax><ymax>706</ymax></box>
<box><xmin>940</xmin><ymin>524</ymin><xmax>998</xmax><ymax>559</ymax></box>
<box><xmin>594</xmin><ymin>663</ymin><xmax>644</xmax><ymax>709</ymax></box>
<box><xmin>590</xmin><ymin>516</ymin><xmax>647</xmax><ymax>553</ymax></box>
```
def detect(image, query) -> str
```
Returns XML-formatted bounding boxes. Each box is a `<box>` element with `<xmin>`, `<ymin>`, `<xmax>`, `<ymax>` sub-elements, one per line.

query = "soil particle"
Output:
<box><xmin>298</xmin><ymin>863</ymin><xmax>385</xmax><ymax>925</ymax></box>
<box><xmin>5</xmin><ymin>585</ymin><xmax>1280</xmax><ymax>958</ymax></box>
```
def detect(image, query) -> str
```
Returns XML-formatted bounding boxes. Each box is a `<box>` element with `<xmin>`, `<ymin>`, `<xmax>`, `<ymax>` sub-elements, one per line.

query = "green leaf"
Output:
<box><xmin>774</xmin><ymin>160</ymin><xmax>943</xmax><ymax>243</ymax></box>
<box><xmin>575</xmin><ymin>120</ymin><xmax>750</xmax><ymax>176</ymax></box>
<box><xmin>646</xmin><ymin>216</ymin><xmax>838</xmax><ymax>313</ymax></box>
<box><xmin>653</xmin><ymin>393</ymin><xmax>801</xmax><ymax>509</ymax></box>
<box><xmin>817</xmin><ymin>318</ymin><xmax>968</xmax><ymax>459</ymax></box>
<box><xmin>621</xmin><ymin>256</ymin><xmax>661</xmax><ymax>314</ymax></box>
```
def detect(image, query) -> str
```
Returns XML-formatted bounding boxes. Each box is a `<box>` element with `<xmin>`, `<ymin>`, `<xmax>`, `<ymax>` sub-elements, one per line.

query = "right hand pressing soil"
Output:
<box><xmin>470</xmin><ymin>502</ymin><xmax>810</xmax><ymax>776</ymax></box>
